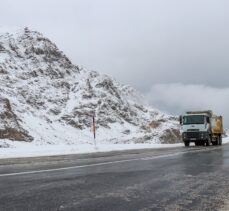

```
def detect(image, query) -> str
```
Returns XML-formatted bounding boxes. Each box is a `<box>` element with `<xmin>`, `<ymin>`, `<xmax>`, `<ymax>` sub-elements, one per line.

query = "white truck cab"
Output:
<box><xmin>180</xmin><ymin>111</ymin><xmax>223</xmax><ymax>146</ymax></box>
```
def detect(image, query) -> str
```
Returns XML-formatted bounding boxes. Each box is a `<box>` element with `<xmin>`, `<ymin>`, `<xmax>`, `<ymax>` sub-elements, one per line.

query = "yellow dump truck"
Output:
<box><xmin>211</xmin><ymin>116</ymin><xmax>223</xmax><ymax>145</ymax></box>
<box><xmin>180</xmin><ymin>111</ymin><xmax>223</xmax><ymax>146</ymax></box>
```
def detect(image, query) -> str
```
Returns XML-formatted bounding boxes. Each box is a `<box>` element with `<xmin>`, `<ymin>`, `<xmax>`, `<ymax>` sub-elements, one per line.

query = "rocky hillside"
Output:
<box><xmin>0</xmin><ymin>27</ymin><xmax>180</xmax><ymax>145</ymax></box>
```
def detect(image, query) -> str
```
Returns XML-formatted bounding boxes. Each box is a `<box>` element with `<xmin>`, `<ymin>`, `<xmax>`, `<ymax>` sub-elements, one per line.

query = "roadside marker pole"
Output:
<box><xmin>92</xmin><ymin>115</ymin><xmax>97</xmax><ymax>149</ymax></box>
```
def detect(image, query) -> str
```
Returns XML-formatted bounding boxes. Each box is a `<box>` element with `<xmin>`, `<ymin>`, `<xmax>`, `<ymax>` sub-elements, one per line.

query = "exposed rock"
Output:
<box><xmin>0</xmin><ymin>98</ymin><xmax>32</xmax><ymax>141</ymax></box>
<box><xmin>149</xmin><ymin>121</ymin><xmax>161</xmax><ymax>129</ymax></box>
<box><xmin>159</xmin><ymin>128</ymin><xmax>181</xmax><ymax>144</ymax></box>
<box><xmin>122</xmin><ymin>129</ymin><xmax>131</xmax><ymax>135</ymax></box>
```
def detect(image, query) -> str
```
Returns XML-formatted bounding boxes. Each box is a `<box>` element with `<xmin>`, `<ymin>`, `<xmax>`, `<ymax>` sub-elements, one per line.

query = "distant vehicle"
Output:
<box><xmin>179</xmin><ymin>110</ymin><xmax>223</xmax><ymax>147</ymax></box>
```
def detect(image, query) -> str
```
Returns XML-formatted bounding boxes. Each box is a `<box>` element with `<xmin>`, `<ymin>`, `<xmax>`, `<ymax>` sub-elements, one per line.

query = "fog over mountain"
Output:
<box><xmin>0</xmin><ymin>0</ymin><xmax>229</xmax><ymax>125</ymax></box>
<box><xmin>146</xmin><ymin>84</ymin><xmax>229</xmax><ymax>128</ymax></box>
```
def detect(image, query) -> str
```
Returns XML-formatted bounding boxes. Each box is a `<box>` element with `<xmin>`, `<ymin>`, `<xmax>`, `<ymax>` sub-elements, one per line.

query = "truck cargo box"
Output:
<box><xmin>211</xmin><ymin>116</ymin><xmax>223</xmax><ymax>134</ymax></box>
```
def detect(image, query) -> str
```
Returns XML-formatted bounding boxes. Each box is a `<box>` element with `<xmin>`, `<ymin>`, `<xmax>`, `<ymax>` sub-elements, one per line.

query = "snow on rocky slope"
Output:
<box><xmin>0</xmin><ymin>27</ymin><xmax>180</xmax><ymax>147</ymax></box>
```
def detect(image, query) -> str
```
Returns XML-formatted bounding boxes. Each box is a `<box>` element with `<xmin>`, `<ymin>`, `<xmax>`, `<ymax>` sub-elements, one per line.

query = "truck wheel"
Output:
<box><xmin>206</xmin><ymin>138</ymin><xmax>210</xmax><ymax>146</ymax></box>
<box><xmin>184</xmin><ymin>141</ymin><xmax>190</xmax><ymax>147</ymax></box>
<box><xmin>219</xmin><ymin>136</ymin><xmax>222</xmax><ymax>145</ymax></box>
<box><xmin>213</xmin><ymin>137</ymin><xmax>218</xmax><ymax>146</ymax></box>
<box><xmin>217</xmin><ymin>136</ymin><xmax>222</xmax><ymax>145</ymax></box>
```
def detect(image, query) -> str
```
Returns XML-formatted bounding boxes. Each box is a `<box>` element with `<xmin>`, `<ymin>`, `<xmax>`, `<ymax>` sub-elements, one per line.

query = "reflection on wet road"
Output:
<box><xmin>0</xmin><ymin>144</ymin><xmax>229</xmax><ymax>210</ymax></box>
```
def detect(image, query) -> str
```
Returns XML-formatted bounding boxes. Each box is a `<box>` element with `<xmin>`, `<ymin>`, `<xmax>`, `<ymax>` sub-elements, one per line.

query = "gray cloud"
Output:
<box><xmin>0</xmin><ymin>0</ymin><xmax>229</xmax><ymax>122</ymax></box>
<box><xmin>1</xmin><ymin>0</ymin><xmax>229</xmax><ymax>89</ymax></box>
<box><xmin>146</xmin><ymin>83</ymin><xmax>229</xmax><ymax>127</ymax></box>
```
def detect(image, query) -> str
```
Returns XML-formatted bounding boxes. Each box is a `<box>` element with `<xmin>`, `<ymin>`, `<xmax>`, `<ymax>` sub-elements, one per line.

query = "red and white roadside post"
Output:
<box><xmin>92</xmin><ymin>115</ymin><xmax>97</xmax><ymax>148</ymax></box>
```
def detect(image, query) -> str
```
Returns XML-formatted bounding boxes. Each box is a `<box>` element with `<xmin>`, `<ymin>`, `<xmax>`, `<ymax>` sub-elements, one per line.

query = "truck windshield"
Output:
<box><xmin>183</xmin><ymin>115</ymin><xmax>205</xmax><ymax>125</ymax></box>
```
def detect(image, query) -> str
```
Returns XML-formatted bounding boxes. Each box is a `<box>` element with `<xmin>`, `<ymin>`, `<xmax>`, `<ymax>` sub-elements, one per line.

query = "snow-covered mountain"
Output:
<box><xmin>0</xmin><ymin>27</ymin><xmax>180</xmax><ymax>145</ymax></box>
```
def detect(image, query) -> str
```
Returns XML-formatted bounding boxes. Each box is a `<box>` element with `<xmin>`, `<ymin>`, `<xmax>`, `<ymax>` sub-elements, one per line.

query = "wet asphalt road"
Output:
<box><xmin>1</xmin><ymin>145</ymin><xmax>229</xmax><ymax>211</ymax></box>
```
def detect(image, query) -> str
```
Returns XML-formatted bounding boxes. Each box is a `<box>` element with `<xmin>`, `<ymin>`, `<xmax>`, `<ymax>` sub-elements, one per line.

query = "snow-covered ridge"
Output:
<box><xmin>0</xmin><ymin>27</ymin><xmax>180</xmax><ymax>147</ymax></box>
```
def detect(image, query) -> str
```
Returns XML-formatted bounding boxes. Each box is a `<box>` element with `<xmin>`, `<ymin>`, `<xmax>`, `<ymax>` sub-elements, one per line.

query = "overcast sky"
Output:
<box><xmin>1</xmin><ymin>0</ymin><xmax>229</xmax><ymax>125</ymax></box>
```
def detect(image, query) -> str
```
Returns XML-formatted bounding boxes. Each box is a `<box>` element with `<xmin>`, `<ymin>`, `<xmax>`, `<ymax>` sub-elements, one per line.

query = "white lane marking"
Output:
<box><xmin>0</xmin><ymin>147</ymin><xmax>218</xmax><ymax>177</ymax></box>
<box><xmin>140</xmin><ymin>151</ymin><xmax>187</xmax><ymax>160</ymax></box>
<box><xmin>0</xmin><ymin>158</ymin><xmax>140</xmax><ymax>177</ymax></box>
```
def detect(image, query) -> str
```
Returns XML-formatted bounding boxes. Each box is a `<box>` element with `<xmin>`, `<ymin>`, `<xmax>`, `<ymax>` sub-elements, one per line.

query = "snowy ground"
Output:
<box><xmin>0</xmin><ymin>137</ymin><xmax>229</xmax><ymax>159</ymax></box>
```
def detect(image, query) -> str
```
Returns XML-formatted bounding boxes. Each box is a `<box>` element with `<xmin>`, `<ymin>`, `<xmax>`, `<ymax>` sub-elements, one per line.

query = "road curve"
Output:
<box><xmin>0</xmin><ymin>145</ymin><xmax>229</xmax><ymax>211</ymax></box>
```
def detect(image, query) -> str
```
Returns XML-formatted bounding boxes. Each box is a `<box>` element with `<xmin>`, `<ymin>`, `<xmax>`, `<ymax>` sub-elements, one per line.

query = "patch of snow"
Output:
<box><xmin>0</xmin><ymin>139</ymin><xmax>183</xmax><ymax>159</ymax></box>
<box><xmin>0</xmin><ymin>137</ymin><xmax>228</xmax><ymax>159</ymax></box>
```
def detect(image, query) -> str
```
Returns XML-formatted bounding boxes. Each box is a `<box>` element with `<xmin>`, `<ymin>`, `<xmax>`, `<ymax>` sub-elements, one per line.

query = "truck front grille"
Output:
<box><xmin>186</xmin><ymin>132</ymin><xmax>200</xmax><ymax>139</ymax></box>
<box><xmin>187</xmin><ymin>129</ymin><xmax>199</xmax><ymax>132</ymax></box>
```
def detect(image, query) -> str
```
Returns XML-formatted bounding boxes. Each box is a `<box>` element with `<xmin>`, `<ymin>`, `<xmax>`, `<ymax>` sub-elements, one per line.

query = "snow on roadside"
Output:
<box><xmin>222</xmin><ymin>136</ymin><xmax>229</xmax><ymax>144</ymax></box>
<box><xmin>0</xmin><ymin>137</ymin><xmax>229</xmax><ymax>159</ymax></box>
<box><xmin>0</xmin><ymin>140</ymin><xmax>183</xmax><ymax>159</ymax></box>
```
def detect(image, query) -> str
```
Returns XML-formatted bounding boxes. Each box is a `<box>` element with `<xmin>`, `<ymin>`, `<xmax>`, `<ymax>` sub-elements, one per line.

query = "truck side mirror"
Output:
<box><xmin>179</xmin><ymin>115</ymin><xmax>182</xmax><ymax>125</ymax></box>
<box><xmin>206</xmin><ymin>117</ymin><xmax>210</xmax><ymax>123</ymax></box>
